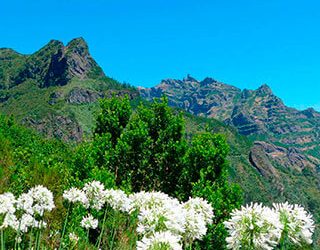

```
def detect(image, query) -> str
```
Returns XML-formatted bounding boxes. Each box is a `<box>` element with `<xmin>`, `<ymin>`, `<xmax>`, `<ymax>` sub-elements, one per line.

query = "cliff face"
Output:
<box><xmin>139</xmin><ymin>76</ymin><xmax>320</xmax><ymax>159</ymax></box>
<box><xmin>0</xmin><ymin>38</ymin><xmax>104</xmax><ymax>89</ymax></box>
<box><xmin>0</xmin><ymin>38</ymin><xmax>137</xmax><ymax>141</ymax></box>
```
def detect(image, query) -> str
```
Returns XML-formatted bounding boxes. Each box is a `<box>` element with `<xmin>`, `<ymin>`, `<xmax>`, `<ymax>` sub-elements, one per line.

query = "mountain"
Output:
<box><xmin>140</xmin><ymin>76</ymin><xmax>320</xmax><ymax>240</ymax></box>
<box><xmin>0</xmin><ymin>38</ymin><xmax>138</xmax><ymax>141</ymax></box>
<box><xmin>1</xmin><ymin>39</ymin><xmax>320</xmax><ymax>242</ymax></box>
<box><xmin>0</xmin><ymin>37</ymin><xmax>104</xmax><ymax>89</ymax></box>
<box><xmin>139</xmin><ymin>76</ymin><xmax>320</xmax><ymax>159</ymax></box>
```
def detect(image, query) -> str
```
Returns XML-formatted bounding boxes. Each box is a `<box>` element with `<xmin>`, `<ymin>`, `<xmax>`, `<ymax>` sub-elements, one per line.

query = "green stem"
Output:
<box><xmin>110</xmin><ymin>211</ymin><xmax>118</xmax><ymax>250</ymax></box>
<box><xmin>58</xmin><ymin>203</ymin><xmax>72</xmax><ymax>250</ymax></box>
<box><xmin>28</xmin><ymin>227</ymin><xmax>34</xmax><ymax>250</ymax></box>
<box><xmin>36</xmin><ymin>229</ymin><xmax>42</xmax><ymax>250</ymax></box>
<box><xmin>34</xmin><ymin>230</ymin><xmax>39</xmax><ymax>250</ymax></box>
<box><xmin>14</xmin><ymin>220</ymin><xmax>22</xmax><ymax>250</ymax></box>
<box><xmin>86</xmin><ymin>229</ymin><xmax>90</xmax><ymax>247</ymax></box>
<box><xmin>1</xmin><ymin>229</ymin><xmax>4</xmax><ymax>250</ymax></box>
<box><xmin>96</xmin><ymin>207</ymin><xmax>108</xmax><ymax>248</ymax></box>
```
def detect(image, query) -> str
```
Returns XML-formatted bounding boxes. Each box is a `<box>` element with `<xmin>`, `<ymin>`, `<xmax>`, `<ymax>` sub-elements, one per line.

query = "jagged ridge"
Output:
<box><xmin>139</xmin><ymin>76</ymin><xmax>320</xmax><ymax>159</ymax></box>
<box><xmin>0</xmin><ymin>37</ymin><xmax>104</xmax><ymax>89</ymax></box>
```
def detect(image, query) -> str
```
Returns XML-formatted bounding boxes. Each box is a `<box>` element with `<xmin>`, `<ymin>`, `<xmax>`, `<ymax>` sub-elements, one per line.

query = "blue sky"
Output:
<box><xmin>1</xmin><ymin>0</ymin><xmax>320</xmax><ymax>110</ymax></box>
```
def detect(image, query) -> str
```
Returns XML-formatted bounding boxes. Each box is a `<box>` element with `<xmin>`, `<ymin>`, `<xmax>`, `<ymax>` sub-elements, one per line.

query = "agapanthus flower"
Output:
<box><xmin>19</xmin><ymin>213</ymin><xmax>35</xmax><ymax>233</ymax></box>
<box><xmin>27</xmin><ymin>185</ymin><xmax>55</xmax><ymax>216</ymax></box>
<box><xmin>81</xmin><ymin>214</ymin><xmax>98</xmax><ymax>229</ymax></box>
<box><xmin>0</xmin><ymin>213</ymin><xmax>18</xmax><ymax>230</ymax></box>
<box><xmin>183</xmin><ymin>197</ymin><xmax>214</xmax><ymax>225</ymax></box>
<box><xmin>131</xmin><ymin>191</ymin><xmax>185</xmax><ymax>236</ymax></box>
<box><xmin>273</xmin><ymin>202</ymin><xmax>315</xmax><ymax>245</ymax></box>
<box><xmin>137</xmin><ymin>231</ymin><xmax>182</xmax><ymax>250</ymax></box>
<box><xmin>0</xmin><ymin>192</ymin><xmax>16</xmax><ymax>214</ymax></box>
<box><xmin>16</xmin><ymin>193</ymin><xmax>34</xmax><ymax>214</ymax></box>
<box><xmin>224</xmin><ymin>203</ymin><xmax>282</xmax><ymax>250</ymax></box>
<box><xmin>129</xmin><ymin>191</ymin><xmax>173</xmax><ymax>213</ymax></box>
<box><xmin>83</xmin><ymin>181</ymin><xmax>106</xmax><ymax>210</ymax></box>
<box><xmin>69</xmin><ymin>232</ymin><xmax>79</xmax><ymax>243</ymax></box>
<box><xmin>104</xmin><ymin>189</ymin><xmax>131</xmax><ymax>212</ymax></box>
<box><xmin>63</xmin><ymin>187</ymin><xmax>88</xmax><ymax>206</ymax></box>
<box><xmin>182</xmin><ymin>208</ymin><xmax>207</xmax><ymax>243</ymax></box>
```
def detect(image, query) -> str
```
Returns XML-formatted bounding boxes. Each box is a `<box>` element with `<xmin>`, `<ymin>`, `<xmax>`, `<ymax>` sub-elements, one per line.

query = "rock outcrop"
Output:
<box><xmin>0</xmin><ymin>38</ymin><xmax>105</xmax><ymax>89</ymax></box>
<box><xmin>140</xmin><ymin>76</ymin><xmax>320</xmax><ymax>159</ymax></box>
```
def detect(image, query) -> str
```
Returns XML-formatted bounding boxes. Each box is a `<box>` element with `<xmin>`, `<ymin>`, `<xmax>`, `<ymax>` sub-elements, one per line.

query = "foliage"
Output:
<box><xmin>90</xmin><ymin>96</ymin><xmax>243</xmax><ymax>248</ymax></box>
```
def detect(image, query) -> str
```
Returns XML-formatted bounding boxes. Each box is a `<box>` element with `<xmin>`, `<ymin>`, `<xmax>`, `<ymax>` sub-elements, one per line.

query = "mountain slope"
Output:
<box><xmin>0</xmin><ymin>38</ymin><xmax>138</xmax><ymax>141</ymax></box>
<box><xmin>139</xmin><ymin>76</ymin><xmax>320</xmax><ymax>158</ymax></box>
<box><xmin>1</xmin><ymin>40</ymin><xmax>320</xmax><ymax>243</ymax></box>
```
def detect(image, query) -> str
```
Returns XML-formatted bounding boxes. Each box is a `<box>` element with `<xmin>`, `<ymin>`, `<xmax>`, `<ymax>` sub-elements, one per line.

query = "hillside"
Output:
<box><xmin>139</xmin><ymin>76</ymin><xmax>320</xmax><ymax>158</ymax></box>
<box><xmin>1</xmin><ymin>39</ymin><xmax>320</xmax><ymax>245</ymax></box>
<box><xmin>140</xmin><ymin>75</ymin><xmax>320</xmax><ymax>242</ymax></box>
<box><xmin>0</xmin><ymin>38</ymin><xmax>138</xmax><ymax>141</ymax></box>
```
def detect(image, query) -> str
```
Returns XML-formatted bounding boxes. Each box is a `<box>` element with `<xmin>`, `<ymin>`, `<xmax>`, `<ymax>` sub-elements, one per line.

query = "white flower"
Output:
<box><xmin>27</xmin><ymin>185</ymin><xmax>55</xmax><ymax>216</ymax></box>
<box><xmin>104</xmin><ymin>189</ymin><xmax>131</xmax><ymax>212</ymax></box>
<box><xmin>273</xmin><ymin>202</ymin><xmax>315</xmax><ymax>245</ymax></box>
<box><xmin>224</xmin><ymin>203</ymin><xmax>282</xmax><ymax>250</ymax></box>
<box><xmin>16</xmin><ymin>193</ymin><xmax>34</xmax><ymax>214</ymax></box>
<box><xmin>183</xmin><ymin>197</ymin><xmax>214</xmax><ymax>225</ymax></box>
<box><xmin>131</xmin><ymin>191</ymin><xmax>185</xmax><ymax>236</ymax></box>
<box><xmin>63</xmin><ymin>187</ymin><xmax>88</xmax><ymax>205</ymax></box>
<box><xmin>19</xmin><ymin>213</ymin><xmax>35</xmax><ymax>233</ymax></box>
<box><xmin>81</xmin><ymin>214</ymin><xmax>98</xmax><ymax>229</ymax></box>
<box><xmin>137</xmin><ymin>231</ymin><xmax>182</xmax><ymax>250</ymax></box>
<box><xmin>1</xmin><ymin>213</ymin><xmax>18</xmax><ymax>230</ymax></box>
<box><xmin>129</xmin><ymin>191</ymin><xmax>173</xmax><ymax>213</ymax></box>
<box><xmin>0</xmin><ymin>192</ymin><xmax>16</xmax><ymax>214</ymax></box>
<box><xmin>182</xmin><ymin>208</ymin><xmax>207</xmax><ymax>243</ymax></box>
<box><xmin>69</xmin><ymin>232</ymin><xmax>79</xmax><ymax>243</ymax></box>
<box><xmin>83</xmin><ymin>181</ymin><xmax>106</xmax><ymax>210</ymax></box>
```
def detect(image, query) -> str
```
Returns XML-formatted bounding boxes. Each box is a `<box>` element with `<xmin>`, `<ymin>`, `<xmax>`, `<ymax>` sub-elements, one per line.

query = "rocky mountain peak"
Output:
<box><xmin>0</xmin><ymin>38</ymin><xmax>105</xmax><ymax>89</ymax></box>
<box><xmin>200</xmin><ymin>77</ymin><xmax>217</xmax><ymax>86</ymax></box>
<box><xmin>183</xmin><ymin>74</ymin><xmax>198</xmax><ymax>83</ymax></box>
<box><xmin>66</xmin><ymin>37</ymin><xmax>89</xmax><ymax>54</ymax></box>
<box><xmin>256</xmin><ymin>84</ymin><xmax>273</xmax><ymax>95</ymax></box>
<box><xmin>301</xmin><ymin>107</ymin><xmax>320</xmax><ymax>118</ymax></box>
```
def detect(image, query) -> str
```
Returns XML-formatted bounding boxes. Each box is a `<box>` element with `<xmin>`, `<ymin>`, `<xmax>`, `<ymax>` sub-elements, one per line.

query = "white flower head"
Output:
<box><xmin>19</xmin><ymin>213</ymin><xmax>35</xmax><ymax>233</ymax></box>
<box><xmin>63</xmin><ymin>187</ymin><xmax>88</xmax><ymax>206</ymax></box>
<box><xmin>27</xmin><ymin>185</ymin><xmax>55</xmax><ymax>216</ymax></box>
<box><xmin>104</xmin><ymin>189</ymin><xmax>132</xmax><ymax>213</ymax></box>
<box><xmin>273</xmin><ymin>202</ymin><xmax>315</xmax><ymax>245</ymax></box>
<box><xmin>137</xmin><ymin>231</ymin><xmax>182</xmax><ymax>250</ymax></box>
<box><xmin>183</xmin><ymin>197</ymin><xmax>214</xmax><ymax>224</ymax></box>
<box><xmin>131</xmin><ymin>191</ymin><xmax>186</xmax><ymax>236</ymax></box>
<box><xmin>224</xmin><ymin>203</ymin><xmax>282</xmax><ymax>250</ymax></box>
<box><xmin>1</xmin><ymin>213</ymin><xmax>18</xmax><ymax>230</ymax></box>
<box><xmin>0</xmin><ymin>192</ymin><xmax>16</xmax><ymax>214</ymax></box>
<box><xmin>16</xmin><ymin>193</ymin><xmax>34</xmax><ymax>214</ymax></box>
<box><xmin>81</xmin><ymin>214</ymin><xmax>98</xmax><ymax>230</ymax></box>
<box><xmin>83</xmin><ymin>181</ymin><xmax>106</xmax><ymax>210</ymax></box>
<box><xmin>69</xmin><ymin>232</ymin><xmax>79</xmax><ymax>243</ymax></box>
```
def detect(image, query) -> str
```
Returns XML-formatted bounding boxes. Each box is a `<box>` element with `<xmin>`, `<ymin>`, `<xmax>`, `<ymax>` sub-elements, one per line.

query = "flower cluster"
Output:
<box><xmin>63</xmin><ymin>181</ymin><xmax>132</xmax><ymax>230</ymax></box>
<box><xmin>273</xmin><ymin>202</ymin><xmax>315</xmax><ymax>245</ymax></box>
<box><xmin>137</xmin><ymin>231</ymin><xmax>182</xmax><ymax>250</ymax></box>
<box><xmin>224</xmin><ymin>202</ymin><xmax>315</xmax><ymax>250</ymax></box>
<box><xmin>182</xmin><ymin>197</ymin><xmax>214</xmax><ymax>244</ymax></box>
<box><xmin>131</xmin><ymin>192</ymin><xmax>214</xmax><ymax>249</ymax></box>
<box><xmin>80</xmin><ymin>214</ymin><xmax>98</xmax><ymax>230</ymax></box>
<box><xmin>62</xmin><ymin>182</ymin><xmax>214</xmax><ymax>249</ymax></box>
<box><xmin>63</xmin><ymin>187</ymin><xmax>88</xmax><ymax>205</ymax></box>
<box><xmin>0</xmin><ymin>185</ymin><xmax>55</xmax><ymax>234</ymax></box>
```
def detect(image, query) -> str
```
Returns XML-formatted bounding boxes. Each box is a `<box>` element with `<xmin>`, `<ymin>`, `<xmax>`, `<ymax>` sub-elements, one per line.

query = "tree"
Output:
<box><xmin>93</xmin><ymin>96</ymin><xmax>243</xmax><ymax>248</ymax></box>
<box><xmin>114</xmin><ymin>97</ymin><xmax>187</xmax><ymax>194</ymax></box>
<box><xmin>189</xmin><ymin>133</ymin><xmax>243</xmax><ymax>249</ymax></box>
<box><xmin>94</xmin><ymin>95</ymin><xmax>131</xmax><ymax>146</ymax></box>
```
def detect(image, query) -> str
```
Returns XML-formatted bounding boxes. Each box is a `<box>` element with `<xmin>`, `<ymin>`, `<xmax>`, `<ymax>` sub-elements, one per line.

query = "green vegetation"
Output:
<box><xmin>0</xmin><ymin>96</ymin><xmax>243</xmax><ymax>249</ymax></box>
